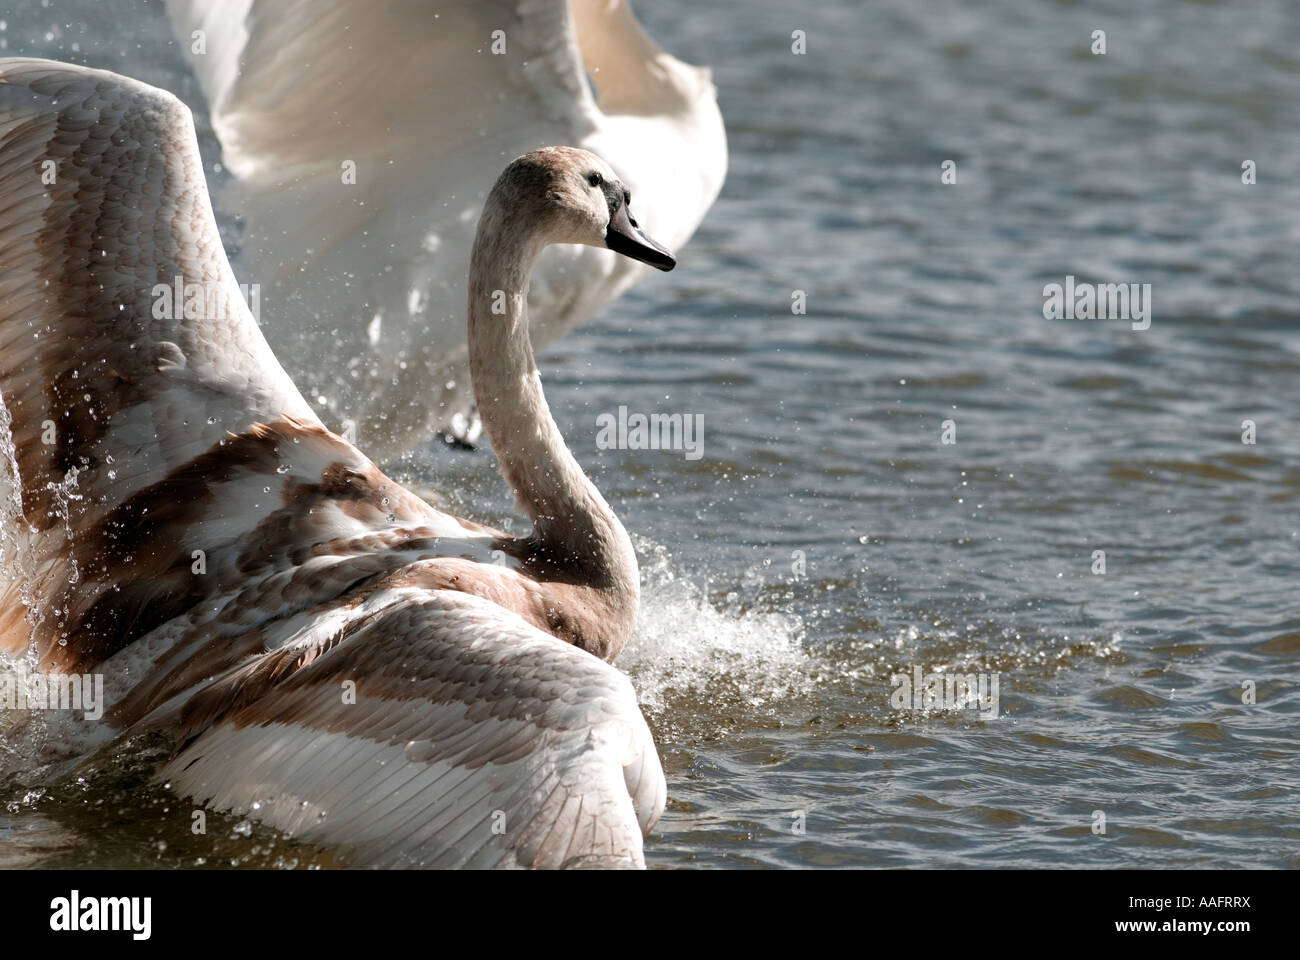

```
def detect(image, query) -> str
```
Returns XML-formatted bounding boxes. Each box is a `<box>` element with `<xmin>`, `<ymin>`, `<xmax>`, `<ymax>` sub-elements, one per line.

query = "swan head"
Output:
<box><xmin>498</xmin><ymin>146</ymin><xmax>676</xmax><ymax>271</ymax></box>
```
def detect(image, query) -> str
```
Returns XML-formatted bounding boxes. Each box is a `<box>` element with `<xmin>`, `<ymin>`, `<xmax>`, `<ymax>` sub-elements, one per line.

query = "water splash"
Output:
<box><xmin>622</xmin><ymin>536</ymin><xmax>817</xmax><ymax>716</ymax></box>
<box><xmin>0</xmin><ymin>389</ymin><xmax>34</xmax><ymax>608</ymax></box>
<box><xmin>0</xmin><ymin>388</ymin><xmax>50</xmax><ymax>769</ymax></box>
<box><xmin>0</xmin><ymin>387</ymin><xmax>83</xmax><ymax>661</ymax></box>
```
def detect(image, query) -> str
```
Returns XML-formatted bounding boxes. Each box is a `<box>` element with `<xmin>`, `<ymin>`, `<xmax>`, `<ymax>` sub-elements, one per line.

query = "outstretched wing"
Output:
<box><xmin>167</xmin><ymin>0</ymin><xmax>598</xmax><ymax>184</ymax></box>
<box><xmin>134</xmin><ymin>588</ymin><xmax>666</xmax><ymax>869</ymax></box>
<box><xmin>0</xmin><ymin>58</ymin><xmax>317</xmax><ymax>652</ymax></box>
<box><xmin>163</xmin><ymin>0</ymin><xmax>645</xmax><ymax>454</ymax></box>
<box><xmin>164</xmin><ymin>0</ymin><xmax>599</xmax><ymax>352</ymax></box>
<box><xmin>0</xmin><ymin>58</ymin><xmax>316</xmax><ymax>523</ymax></box>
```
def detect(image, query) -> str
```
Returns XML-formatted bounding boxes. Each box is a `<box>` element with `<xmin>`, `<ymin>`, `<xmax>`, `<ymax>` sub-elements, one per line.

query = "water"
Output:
<box><xmin>2</xmin><ymin>0</ymin><xmax>1298</xmax><ymax>868</ymax></box>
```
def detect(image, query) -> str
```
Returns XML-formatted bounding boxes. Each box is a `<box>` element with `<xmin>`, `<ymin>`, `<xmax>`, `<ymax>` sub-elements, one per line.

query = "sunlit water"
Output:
<box><xmin>1</xmin><ymin>0</ymin><xmax>1298</xmax><ymax>868</ymax></box>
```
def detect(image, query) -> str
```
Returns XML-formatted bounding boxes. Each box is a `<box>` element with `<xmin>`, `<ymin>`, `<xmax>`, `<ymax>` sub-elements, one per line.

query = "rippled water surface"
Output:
<box><xmin>2</xmin><ymin>0</ymin><xmax>1298</xmax><ymax>868</ymax></box>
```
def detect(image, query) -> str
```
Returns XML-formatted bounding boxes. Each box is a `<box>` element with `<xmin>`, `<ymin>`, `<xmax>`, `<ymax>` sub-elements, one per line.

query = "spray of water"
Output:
<box><xmin>0</xmin><ymin>387</ymin><xmax>40</xmax><ymax>771</ymax></box>
<box><xmin>622</xmin><ymin>535</ymin><xmax>818</xmax><ymax>717</ymax></box>
<box><xmin>0</xmin><ymin>390</ymin><xmax>33</xmax><ymax>608</ymax></box>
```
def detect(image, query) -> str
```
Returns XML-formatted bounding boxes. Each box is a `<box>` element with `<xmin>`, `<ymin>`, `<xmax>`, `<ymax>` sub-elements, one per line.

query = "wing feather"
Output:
<box><xmin>139</xmin><ymin>589</ymin><xmax>664</xmax><ymax>868</ymax></box>
<box><xmin>0</xmin><ymin>58</ymin><xmax>320</xmax><ymax>655</ymax></box>
<box><xmin>0</xmin><ymin>58</ymin><xmax>315</xmax><ymax>523</ymax></box>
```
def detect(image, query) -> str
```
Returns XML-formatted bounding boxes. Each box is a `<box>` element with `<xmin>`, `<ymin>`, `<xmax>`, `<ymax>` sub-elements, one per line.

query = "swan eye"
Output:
<box><xmin>623</xmin><ymin>190</ymin><xmax>631</xmax><ymax>206</ymax></box>
<box><xmin>586</xmin><ymin>172</ymin><xmax>602</xmax><ymax>188</ymax></box>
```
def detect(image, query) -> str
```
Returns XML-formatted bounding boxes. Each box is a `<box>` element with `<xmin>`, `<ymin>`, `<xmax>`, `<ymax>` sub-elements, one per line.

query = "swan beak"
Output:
<box><xmin>605</xmin><ymin>203</ymin><xmax>676</xmax><ymax>271</ymax></box>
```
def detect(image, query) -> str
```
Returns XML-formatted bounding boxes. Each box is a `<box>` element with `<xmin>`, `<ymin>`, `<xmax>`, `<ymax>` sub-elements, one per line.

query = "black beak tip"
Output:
<box><xmin>605</xmin><ymin>205</ymin><xmax>677</xmax><ymax>272</ymax></box>
<box><xmin>605</xmin><ymin>230</ymin><xmax>677</xmax><ymax>271</ymax></box>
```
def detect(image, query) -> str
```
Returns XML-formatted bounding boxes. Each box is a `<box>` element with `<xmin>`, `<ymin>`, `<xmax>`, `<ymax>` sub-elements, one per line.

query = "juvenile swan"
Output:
<box><xmin>0</xmin><ymin>58</ymin><xmax>673</xmax><ymax>868</ymax></box>
<box><xmin>165</xmin><ymin>0</ymin><xmax>727</xmax><ymax>453</ymax></box>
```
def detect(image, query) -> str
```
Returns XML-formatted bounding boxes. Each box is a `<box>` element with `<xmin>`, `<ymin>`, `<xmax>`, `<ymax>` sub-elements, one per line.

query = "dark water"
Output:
<box><xmin>2</xmin><ymin>0</ymin><xmax>1298</xmax><ymax>868</ymax></box>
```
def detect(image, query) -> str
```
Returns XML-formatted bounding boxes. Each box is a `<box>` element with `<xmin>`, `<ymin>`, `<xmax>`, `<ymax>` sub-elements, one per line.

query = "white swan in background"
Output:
<box><xmin>163</xmin><ymin>0</ymin><xmax>727</xmax><ymax>456</ymax></box>
<box><xmin>0</xmin><ymin>58</ymin><xmax>675</xmax><ymax>868</ymax></box>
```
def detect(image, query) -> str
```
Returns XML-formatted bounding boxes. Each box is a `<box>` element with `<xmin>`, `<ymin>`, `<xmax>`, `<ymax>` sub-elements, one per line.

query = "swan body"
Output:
<box><xmin>0</xmin><ymin>58</ymin><xmax>673</xmax><ymax>868</ymax></box>
<box><xmin>163</xmin><ymin>0</ymin><xmax>727</xmax><ymax>455</ymax></box>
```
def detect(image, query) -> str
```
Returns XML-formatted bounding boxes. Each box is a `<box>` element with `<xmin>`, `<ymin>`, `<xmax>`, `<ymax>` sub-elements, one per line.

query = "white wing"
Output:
<box><xmin>134</xmin><ymin>588</ymin><xmax>665</xmax><ymax>869</ymax></box>
<box><xmin>165</xmin><ymin>0</ymin><xmax>725</xmax><ymax>455</ymax></box>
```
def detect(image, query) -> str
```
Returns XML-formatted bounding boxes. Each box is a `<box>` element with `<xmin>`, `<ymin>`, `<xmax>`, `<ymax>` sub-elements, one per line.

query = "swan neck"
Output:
<box><xmin>466</xmin><ymin>215</ymin><xmax>636</xmax><ymax>593</ymax></box>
